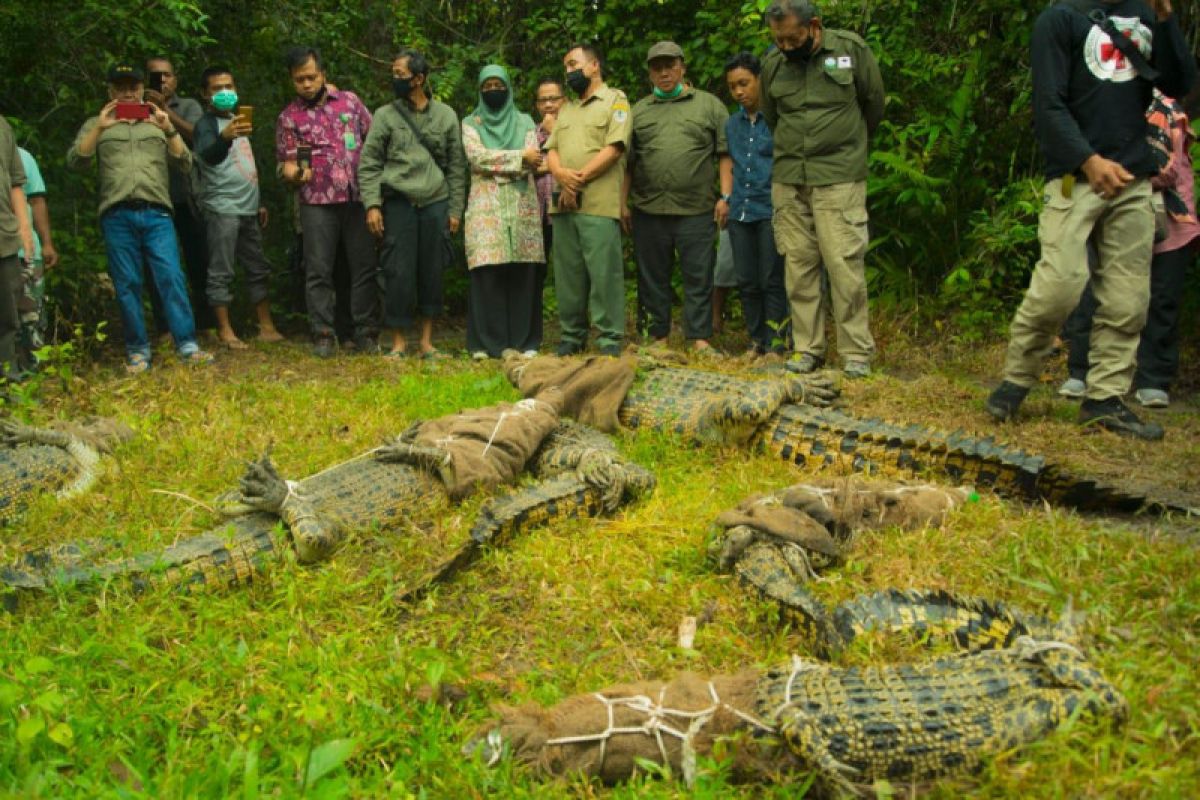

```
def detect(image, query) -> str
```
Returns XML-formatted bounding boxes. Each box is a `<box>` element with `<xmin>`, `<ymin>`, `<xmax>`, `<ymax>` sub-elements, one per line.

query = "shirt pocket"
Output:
<box><xmin>770</xmin><ymin>77</ymin><xmax>805</xmax><ymax>115</ymax></box>
<box><xmin>811</xmin><ymin>68</ymin><xmax>855</xmax><ymax>109</ymax></box>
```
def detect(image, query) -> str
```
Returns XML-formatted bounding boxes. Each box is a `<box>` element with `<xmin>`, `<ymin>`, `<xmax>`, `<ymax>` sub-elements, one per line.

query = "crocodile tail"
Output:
<box><xmin>759</xmin><ymin>404</ymin><xmax>1177</xmax><ymax>516</ymax></box>
<box><xmin>831</xmin><ymin>588</ymin><xmax>1058</xmax><ymax>653</ymax></box>
<box><xmin>730</xmin><ymin>540</ymin><xmax>840</xmax><ymax>656</ymax></box>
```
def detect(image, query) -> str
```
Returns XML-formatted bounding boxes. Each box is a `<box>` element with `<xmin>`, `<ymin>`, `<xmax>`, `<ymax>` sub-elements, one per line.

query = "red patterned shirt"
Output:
<box><xmin>275</xmin><ymin>89</ymin><xmax>372</xmax><ymax>205</ymax></box>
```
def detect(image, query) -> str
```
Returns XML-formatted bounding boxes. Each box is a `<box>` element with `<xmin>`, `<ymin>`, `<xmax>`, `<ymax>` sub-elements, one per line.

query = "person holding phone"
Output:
<box><xmin>67</xmin><ymin>63</ymin><xmax>213</xmax><ymax>374</ymax></box>
<box><xmin>192</xmin><ymin>65</ymin><xmax>283</xmax><ymax>349</ymax></box>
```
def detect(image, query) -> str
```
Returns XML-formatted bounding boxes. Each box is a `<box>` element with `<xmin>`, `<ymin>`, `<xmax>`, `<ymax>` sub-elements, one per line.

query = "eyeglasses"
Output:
<box><xmin>536</xmin><ymin>95</ymin><xmax>564</xmax><ymax>103</ymax></box>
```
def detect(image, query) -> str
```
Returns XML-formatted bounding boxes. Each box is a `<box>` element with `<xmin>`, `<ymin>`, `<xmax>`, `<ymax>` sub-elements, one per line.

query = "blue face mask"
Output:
<box><xmin>211</xmin><ymin>89</ymin><xmax>239</xmax><ymax>112</ymax></box>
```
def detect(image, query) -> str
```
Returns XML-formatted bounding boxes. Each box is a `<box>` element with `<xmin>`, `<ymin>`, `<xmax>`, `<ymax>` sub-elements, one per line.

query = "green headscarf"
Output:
<box><xmin>464</xmin><ymin>65</ymin><xmax>535</xmax><ymax>151</ymax></box>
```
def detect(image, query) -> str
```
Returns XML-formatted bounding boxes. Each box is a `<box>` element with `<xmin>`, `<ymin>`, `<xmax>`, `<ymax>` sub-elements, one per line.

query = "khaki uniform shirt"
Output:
<box><xmin>546</xmin><ymin>83</ymin><xmax>632</xmax><ymax>219</ymax></box>
<box><xmin>67</xmin><ymin>118</ymin><xmax>192</xmax><ymax>216</ymax></box>
<box><xmin>628</xmin><ymin>88</ymin><xmax>729</xmax><ymax>216</ymax></box>
<box><xmin>0</xmin><ymin>117</ymin><xmax>27</xmax><ymax>257</ymax></box>
<box><xmin>761</xmin><ymin>29</ymin><xmax>885</xmax><ymax>187</ymax></box>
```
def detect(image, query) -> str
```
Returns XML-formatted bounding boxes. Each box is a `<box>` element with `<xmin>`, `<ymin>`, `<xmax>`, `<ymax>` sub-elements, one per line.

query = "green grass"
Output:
<box><xmin>0</xmin><ymin>335</ymin><xmax>1197</xmax><ymax>798</ymax></box>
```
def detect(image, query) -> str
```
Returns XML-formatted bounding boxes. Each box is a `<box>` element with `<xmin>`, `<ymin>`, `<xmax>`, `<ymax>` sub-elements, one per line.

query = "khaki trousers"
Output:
<box><xmin>772</xmin><ymin>180</ymin><xmax>875</xmax><ymax>362</ymax></box>
<box><xmin>1003</xmin><ymin>178</ymin><xmax>1152</xmax><ymax>400</ymax></box>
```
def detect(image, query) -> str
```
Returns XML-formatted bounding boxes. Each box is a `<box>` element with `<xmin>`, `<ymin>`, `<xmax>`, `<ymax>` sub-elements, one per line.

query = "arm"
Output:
<box><xmin>358</xmin><ymin>113</ymin><xmax>388</xmax><ymax>237</ymax></box>
<box><xmin>149</xmin><ymin>105</ymin><xmax>191</xmax><ymax>173</ymax></box>
<box><xmin>578</xmin><ymin>143</ymin><xmax>624</xmax><ymax>185</ymax></box>
<box><xmin>761</xmin><ymin>59</ymin><xmax>779</xmax><ymax>129</ymax></box>
<box><xmin>1150</xmin><ymin>7</ymin><xmax>1198</xmax><ymax>100</ymax></box>
<box><xmin>194</xmin><ymin>115</ymin><xmax>233</xmax><ymax>166</ymax></box>
<box><xmin>716</xmin><ymin>154</ymin><xmax>733</xmax><ymax>228</ymax></box>
<box><xmin>275</xmin><ymin>111</ymin><xmax>309</xmax><ymax>186</ymax></box>
<box><xmin>29</xmin><ymin>197</ymin><xmax>56</xmax><ymax>269</ymax></box>
<box><xmin>66</xmin><ymin>113</ymin><xmax>111</xmax><ymax>169</ymax></box>
<box><xmin>10</xmin><ymin>187</ymin><xmax>34</xmax><ymax>263</ymax></box>
<box><xmin>857</xmin><ymin>44</ymin><xmax>886</xmax><ymax>136</ymax></box>
<box><xmin>1030</xmin><ymin>9</ymin><xmax>1094</xmax><ymax>175</ymax></box>
<box><xmin>462</xmin><ymin>122</ymin><xmax>526</xmax><ymax>176</ymax></box>
<box><xmin>443</xmin><ymin>109</ymin><xmax>468</xmax><ymax>226</ymax></box>
<box><xmin>1151</xmin><ymin>120</ymin><xmax>1188</xmax><ymax>192</ymax></box>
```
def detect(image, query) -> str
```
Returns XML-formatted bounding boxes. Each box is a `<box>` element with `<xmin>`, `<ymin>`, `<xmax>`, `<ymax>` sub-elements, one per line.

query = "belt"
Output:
<box><xmin>107</xmin><ymin>199</ymin><xmax>172</xmax><ymax>215</ymax></box>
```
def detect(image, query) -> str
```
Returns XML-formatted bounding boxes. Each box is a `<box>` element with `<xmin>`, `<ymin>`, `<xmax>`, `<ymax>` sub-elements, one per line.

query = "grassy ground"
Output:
<box><xmin>0</xmin><ymin>322</ymin><xmax>1197</xmax><ymax>798</ymax></box>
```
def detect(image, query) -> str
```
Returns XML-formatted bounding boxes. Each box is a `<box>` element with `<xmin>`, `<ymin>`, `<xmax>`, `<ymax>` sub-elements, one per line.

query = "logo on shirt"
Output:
<box><xmin>837</xmin><ymin>56</ymin><xmax>853</xmax><ymax>69</ymax></box>
<box><xmin>1083</xmin><ymin>15</ymin><xmax>1153</xmax><ymax>83</ymax></box>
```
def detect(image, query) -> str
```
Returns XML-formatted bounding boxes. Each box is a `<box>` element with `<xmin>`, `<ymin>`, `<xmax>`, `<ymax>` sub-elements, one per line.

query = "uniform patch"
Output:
<box><xmin>824</xmin><ymin>57</ymin><xmax>837</xmax><ymax>69</ymax></box>
<box><xmin>1083</xmin><ymin>15</ymin><xmax>1152</xmax><ymax>84</ymax></box>
<box><xmin>837</xmin><ymin>55</ymin><xmax>853</xmax><ymax>69</ymax></box>
<box><xmin>613</xmin><ymin>109</ymin><xmax>628</xmax><ymax>123</ymax></box>
<box><xmin>612</xmin><ymin>100</ymin><xmax>630</xmax><ymax>112</ymax></box>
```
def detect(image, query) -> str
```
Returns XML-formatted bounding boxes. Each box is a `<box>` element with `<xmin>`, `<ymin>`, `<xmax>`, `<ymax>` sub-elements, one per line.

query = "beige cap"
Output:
<box><xmin>646</xmin><ymin>41</ymin><xmax>685</xmax><ymax>63</ymax></box>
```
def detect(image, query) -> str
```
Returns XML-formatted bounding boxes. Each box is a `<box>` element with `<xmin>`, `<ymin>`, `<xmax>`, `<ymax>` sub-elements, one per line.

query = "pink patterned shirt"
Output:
<box><xmin>275</xmin><ymin>89</ymin><xmax>372</xmax><ymax>205</ymax></box>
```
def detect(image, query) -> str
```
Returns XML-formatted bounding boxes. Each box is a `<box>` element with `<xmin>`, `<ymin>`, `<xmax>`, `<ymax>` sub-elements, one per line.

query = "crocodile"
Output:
<box><xmin>0</xmin><ymin>413</ymin><xmax>654</xmax><ymax>602</ymax></box>
<box><xmin>503</xmin><ymin>353</ymin><xmax>1193</xmax><ymax>516</ymax></box>
<box><xmin>0</xmin><ymin>417</ymin><xmax>133</xmax><ymax>525</ymax></box>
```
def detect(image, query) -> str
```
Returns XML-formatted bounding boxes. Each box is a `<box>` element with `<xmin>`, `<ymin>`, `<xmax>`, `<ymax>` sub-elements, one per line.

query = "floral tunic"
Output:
<box><xmin>462</xmin><ymin>125</ymin><xmax>545</xmax><ymax>269</ymax></box>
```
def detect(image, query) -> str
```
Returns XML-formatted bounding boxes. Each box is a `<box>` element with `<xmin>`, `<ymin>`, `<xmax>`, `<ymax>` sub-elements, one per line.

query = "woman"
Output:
<box><xmin>462</xmin><ymin>65</ymin><xmax>545</xmax><ymax>358</ymax></box>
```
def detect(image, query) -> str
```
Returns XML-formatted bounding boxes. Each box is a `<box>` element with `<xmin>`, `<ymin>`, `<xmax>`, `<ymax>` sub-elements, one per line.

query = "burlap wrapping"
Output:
<box><xmin>407</xmin><ymin>389</ymin><xmax>563</xmax><ymax>500</ymax></box>
<box><xmin>486</xmin><ymin>670</ymin><xmax>794</xmax><ymax>785</ymax></box>
<box><xmin>503</xmin><ymin>354</ymin><xmax>637</xmax><ymax>433</ymax></box>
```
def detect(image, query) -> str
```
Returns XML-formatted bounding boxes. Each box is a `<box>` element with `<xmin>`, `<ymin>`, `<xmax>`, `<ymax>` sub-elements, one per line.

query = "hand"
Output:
<box><xmin>559</xmin><ymin>187</ymin><xmax>579</xmax><ymax>212</ymax></box>
<box><xmin>284</xmin><ymin>162</ymin><xmax>312</xmax><ymax>185</ymax></box>
<box><xmin>221</xmin><ymin>114</ymin><xmax>253</xmax><ymax>141</ymax></box>
<box><xmin>521</xmin><ymin>147</ymin><xmax>542</xmax><ymax>169</ymax></box>
<box><xmin>257</xmin><ymin>207</ymin><xmax>269</xmax><ymax>229</ymax></box>
<box><xmin>619</xmin><ymin>203</ymin><xmax>632</xmax><ymax>234</ymax></box>
<box><xmin>1080</xmin><ymin>155</ymin><xmax>1133</xmax><ymax>199</ymax></box>
<box><xmin>714</xmin><ymin>198</ymin><xmax>729</xmax><ymax>229</ymax></box>
<box><xmin>149</xmin><ymin>104</ymin><xmax>173</xmax><ymax>133</ymax></box>
<box><xmin>540</xmin><ymin>113</ymin><xmax>556</xmax><ymax>134</ymax></box>
<box><xmin>41</xmin><ymin>243</ymin><xmax>59</xmax><ymax>270</ymax></box>
<box><xmin>144</xmin><ymin>89</ymin><xmax>167</xmax><ymax>110</ymax></box>
<box><xmin>448</xmin><ymin>216</ymin><xmax>461</xmax><ymax>234</ymax></box>
<box><xmin>554</xmin><ymin>167</ymin><xmax>586</xmax><ymax>193</ymax></box>
<box><xmin>1148</xmin><ymin>0</ymin><xmax>1172</xmax><ymax>19</ymax></box>
<box><xmin>366</xmin><ymin>207</ymin><xmax>385</xmax><ymax>238</ymax></box>
<box><xmin>97</xmin><ymin>101</ymin><xmax>120</xmax><ymax>129</ymax></box>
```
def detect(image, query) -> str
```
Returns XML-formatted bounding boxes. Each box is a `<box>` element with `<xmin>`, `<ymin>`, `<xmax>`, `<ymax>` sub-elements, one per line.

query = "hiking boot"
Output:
<box><xmin>843</xmin><ymin>360</ymin><xmax>871</xmax><ymax>379</ymax></box>
<box><xmin>1058</xmin><ymin>378</ymin><xmax>1086</xmax><ymax>400</ymax></box>
<box><xmin>786</xmin><ymin>353</ymin><xmax>822</xmax><ymax>374</ymax></box>
<box><xmin>1079</xmin><ymin>397</ymin><xmax>1164</xmax><ymax>441</ymax></box>
<box><xmin>556</xmin><ymin>342</ymin><xmax>583</xmax><ymax>357</ymax></box>
<box><xmin>354</xmin><ymin>334</ymin><xmax>380</xmax><ymax>355</ymax></box>
<box><xmin>1134</xmin><ymin>388</ymin><xmax>1169</xmax><ymax>408</ymax></box>
<box><xmin>985</xmin><ymin>381</ymin><xmax>1029</xmax><ymax>422</ymax></box>
<box><xmin>312</xmin><ymin>336</ymin><xmax>336</xmax><ymax>359</ymax></box>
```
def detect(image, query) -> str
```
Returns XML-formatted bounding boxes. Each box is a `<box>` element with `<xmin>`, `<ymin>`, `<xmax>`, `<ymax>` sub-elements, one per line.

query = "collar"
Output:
<box><xmin>581</xmin><ymin>82</ymin><xmax>611</xmax><ymax>105</ymax></box>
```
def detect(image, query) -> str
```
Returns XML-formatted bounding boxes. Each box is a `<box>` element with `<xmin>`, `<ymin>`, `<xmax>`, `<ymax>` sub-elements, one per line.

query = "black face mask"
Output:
<box><xmin>392</xmin><ymin>77</ymin><xmax>412</xmax><ymax>99</ymax></box>
<box><xmin>782</xmin><ymin>37</ymin><xmax>815</xmax><ymax>64</ymax></box>
<box><xmin>302</xmin><ymin>85</ymin><xmax>327</xmax><ymax>107</ymax></box>
<box><xmin>565</xmin><ymin>69</ymin><xmax>590</xmax><ymax>96</ymax></box>
<box><xmin>481</xmin><ymin>88</ymin><xmax>509</xmax><ymax>110</ymax></box>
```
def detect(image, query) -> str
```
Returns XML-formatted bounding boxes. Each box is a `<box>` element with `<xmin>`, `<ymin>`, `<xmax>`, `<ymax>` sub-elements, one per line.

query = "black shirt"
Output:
<box><xmin>1031</xmin><ymin>0</ymin><xmax>1196</xmax><ymax>178</ymax></box>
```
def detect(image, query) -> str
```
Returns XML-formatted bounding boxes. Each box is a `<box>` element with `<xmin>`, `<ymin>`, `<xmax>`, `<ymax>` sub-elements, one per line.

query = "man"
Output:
<box><xmin>0</xmin><ymin>118</ymin><xmax>35</xmax><ymax>381</ymax></box>
<box><xmin>16</xmin><ymin>146</ymin><xmax>59</xmax><ymax>370</ymax></box>
<box><xmin>145</xmin><ymin>56</ymin><xmax>213</xmax><ymax>333</ymax></box>
<box><xmin>622</xmin><ymin>42</ymin><xmax>731</xmax><ymax>355</ymax></box>
<box><xmin>67</xmin><ymin>63</ymin><xmax>212</xmax><ymax>373</ymax></box>
<box><xmin>986</xmin><ymin>0</ymin><xmax>1195</xmax><ymax>440</ymax></box>
<box><xmin>761</xmin><ymin>0</ymin><xmax>884</xmax><ymax>378</ymax></box>
<box><xmin>725</xmin><ymin>52</ymin><xmax>788</xmax><ymax>356</ymax></box>
<box><xmin>193</xmin><ymin>65</ymin><xmax>284</xmax><ymax>349</ymax></box>
<box><xmin>275</xmin><ymin>46</ymin><xmax>378</xmax><ymax>357</ymax></box>
<box><xmin>545</xmin><ymin>43</ymin><xmax>633</xmax><ymax>357</ymax></box>
<box><xmin>359</xmin><ymin>48</ymin><xmax>466</xmax><ymax>359</ymax></box>
<box><xmin>531</xmin><ymin>77</ymin><xmax>566</xmax><ymax>352</ymax></box>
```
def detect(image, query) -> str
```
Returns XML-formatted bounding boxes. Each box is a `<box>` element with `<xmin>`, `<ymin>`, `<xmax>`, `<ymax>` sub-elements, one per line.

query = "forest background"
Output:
<box><xmin>0</xmin><ymin>0</ymin><xmax>1197</xmax><ymax>344</ymax></box>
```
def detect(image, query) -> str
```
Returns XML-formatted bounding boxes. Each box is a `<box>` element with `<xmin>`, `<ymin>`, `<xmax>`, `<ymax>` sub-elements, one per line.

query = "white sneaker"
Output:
<box><xmin>521</xmin><ymin>350</ymin><xmax>538</xmax><ymax>357</ymax></box>
<box><xmin>471</xmin><ymin>351</ymin><xmax>489</xmax><ymax>361</ymax></box>
<box><xmin>1134</xmin><ymin>388</ymin><xmax>1169</xmax><ymax>408</ymax></box>
<box><xmin>1058</xmin><ymin>378</ymin><xmax>1086</xmax><ymax>399</ymax></box>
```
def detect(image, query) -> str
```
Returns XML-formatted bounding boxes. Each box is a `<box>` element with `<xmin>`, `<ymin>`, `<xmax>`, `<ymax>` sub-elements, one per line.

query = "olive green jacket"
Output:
<box><xmin>627</xmin><ymin>88</ymin><xmax>729</xmax><ymax>216</ymax></box>
<box><xmin>358</xmin><ymin>99</ymin><xmax>467</xmax><ymax>217</ymax></box>
<box><xmin>761</xmin><ymin>29</ymin><xmax>885</xmax><ymax>186</ymax></box>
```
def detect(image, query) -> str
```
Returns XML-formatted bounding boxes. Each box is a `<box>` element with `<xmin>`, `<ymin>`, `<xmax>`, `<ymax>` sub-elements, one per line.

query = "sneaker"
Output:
<box><xmin>354</xmin><ymin>334</ymin><xmax>381</xmax><ymax>355</ymax></box>
<box><xmin>598</xmin><ymin>344</ymin><xmax>621</xmax><ymax>357</ymax></box>
<box><xmin>843</xmin><ymin>360</ymin><xmax>871</xmax><ymax>379</ymax></box>
<box><xmin>556</xmin><ymin>342</ymin><xmax>583</xmax><ymax>357</ymax></box>
<box><xmin>1079</xmin><ymin>397</ymin><xmax>1164</xmax><ymax>440</ymax></box>
<box><xmin>125</xmin><ymin>352</ymin><xmax>150</xmax><ymax>375</ymax></box>
<box><xmin>180</xmin><ymin>349</ymin><xmax>214</xmax><ymax>366</ymax></box>
<box><xmin>985</xmin><ymin>381</ymin><xmax>1030</xmax><ymax>422</ymax></box>
<box><xmin>785</xmin><ymin>353</ymin><xmax>822</xmax><ymax>374</ymax></box>
<box><xmin>1058</xmin><ymin>378</ymin><xmax>1086</xmax><ymax>400</ymax></box>
<box><xmin>521</xmin><ymin>349</ymin><xmax>539</xmax><ymax>358</ymax></box>
<box><xmin>471</xmin><ymin>351</ymin><xmax>489</xmax><ymax>361</ymax></box>
<box><xmin>1134</xmin><ymin>388</ymin><xmax>1169</xmax><ymax>408</ymax></box>
<box><xmin>312</xmin><ymin>336</ymin><xmax>336</xmax><ymax>359</ymax></box>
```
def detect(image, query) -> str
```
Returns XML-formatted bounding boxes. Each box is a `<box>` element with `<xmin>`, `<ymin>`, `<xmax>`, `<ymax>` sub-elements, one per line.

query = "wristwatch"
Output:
<box><xmin>164</xmin><ymin>128</ymin><xmax>180</xmax><ymax>139</ymax></box>
<box><xmin>719</xmin><ymin>193</ymin><xmax>731</xmax><ymax>203</ymax></box>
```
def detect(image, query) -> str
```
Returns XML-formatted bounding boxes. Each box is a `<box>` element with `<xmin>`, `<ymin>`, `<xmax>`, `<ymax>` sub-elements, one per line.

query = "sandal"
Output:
<box><xmin>125</xmin><ymin>352</ymin><xmax>151</xmax><ymax>375</ymax></box>
<box><xmin>420</xmin><ymin>349</ymin><xmax>449</xmax><ymax>361</ymax></box>
<box><xmin>382</xmin><ymin>349</ymin><xmax>408</xmax><ymax>360</ymax></box>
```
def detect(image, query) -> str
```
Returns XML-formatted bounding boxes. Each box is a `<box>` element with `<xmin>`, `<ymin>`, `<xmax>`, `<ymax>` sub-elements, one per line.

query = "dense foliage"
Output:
<box><xmin>0</xmin><ymin>0</ymin><xmax>1196</xmax><ymax>339</ymax></box>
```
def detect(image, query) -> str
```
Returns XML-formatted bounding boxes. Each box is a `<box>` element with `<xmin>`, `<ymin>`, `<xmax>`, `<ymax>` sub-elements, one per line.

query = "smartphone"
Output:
<box><xmin>115</xmin><ymin>102</ymin><xmax>151</xmax><ymax>121</ymax></box>
<box><xmin>146</xmin><ymin>71</ymin><xmax>165</xmax><ymax>94</ymax></box>
<box><xmin>237</xmin><ymin>105</ymin><xmax>254</xmax><ymax>125</ymax></box>
<box><xmin>296</xmin><ymin>144</ymin><xmax>312</xmax><ymax>170</ymax></box>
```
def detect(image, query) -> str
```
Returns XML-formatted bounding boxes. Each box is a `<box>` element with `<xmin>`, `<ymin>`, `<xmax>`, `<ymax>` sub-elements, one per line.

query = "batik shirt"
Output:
<box><xmin>275</xmin><ymin>89</ymin><xmax>372</xmax><ymax>205</ymax></box>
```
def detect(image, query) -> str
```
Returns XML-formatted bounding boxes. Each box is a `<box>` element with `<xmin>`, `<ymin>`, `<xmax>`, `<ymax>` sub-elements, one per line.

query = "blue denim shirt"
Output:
<box><xmin>725</xmin><ymin>107</ymin><xmax>774</xmax><ymax>224</ymax></box>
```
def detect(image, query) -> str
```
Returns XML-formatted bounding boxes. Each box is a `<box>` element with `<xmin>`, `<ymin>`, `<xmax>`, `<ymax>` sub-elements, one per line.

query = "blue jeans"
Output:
<box><xmin>100</xmin><ymin>206</ymin><xmax>198</xmax><ymax>359</ymax></box>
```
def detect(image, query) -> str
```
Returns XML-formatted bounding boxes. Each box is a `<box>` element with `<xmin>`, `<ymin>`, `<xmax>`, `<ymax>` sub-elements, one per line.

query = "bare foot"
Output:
<box><xmin>256</xmin><ymin>328</ymin><xmax>285</xmax><ymax>343</ymax></box>
<box><xmin>221</xmin><ymin>336</ymin><xmax>249</xmax><ymax>350</ymax></box>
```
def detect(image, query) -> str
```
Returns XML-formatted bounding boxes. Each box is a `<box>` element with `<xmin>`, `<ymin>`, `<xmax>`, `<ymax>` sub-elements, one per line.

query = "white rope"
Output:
<box><xmin>775</xmin><ymin>654</ymin><xmax>822</xmax><ymax>719</ymax></box>
<box><xmin>1013</xmin><ymin>635</ymin><xmax>1083</xmax><ymax>660</ymax></box>
<box><xmin>480</xmin><ymin>398</ymin><xmax>549</xmax><ymax>458</ymax></box>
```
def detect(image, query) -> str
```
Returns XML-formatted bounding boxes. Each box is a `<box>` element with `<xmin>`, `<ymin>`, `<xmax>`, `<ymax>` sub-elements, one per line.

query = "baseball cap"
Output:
<box><xmin>107</xmin><ymin>64</ymin><xmax>145</xmax><ymax>83</ymax></box>
<box><xmin>646</xmin><ymin>42</ymin><xmax>684</xmax><ymax>63</ymax></box>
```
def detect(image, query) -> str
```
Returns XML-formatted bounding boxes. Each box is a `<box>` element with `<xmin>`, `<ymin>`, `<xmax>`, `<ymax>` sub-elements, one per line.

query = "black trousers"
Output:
<box><xmin>632</xmin><ymin>211</ymin><xmax>716</xmax><ymax>340</ymax></box>
<box><xmin>466</xmin><ymin>262</ymin><xmax>538</xmax><ymax>357</ymax></box>
<box><xmin>379</xmin><ymin>196</ymin><xmax>447</xmax><ymax>330</ymax></box>
<box><xmin>300</xmin><ymin>202</ymin><xmax>379</xmax><ymax>339</ymax></box>
<box><xmin>728</xmin><ymin>218</ymin><xmax>787</xmax><ymax>351</ymax></box>
<box><xmin>1064</xmin><ymin>244</ymin><xmax>1194</xmax><ymax>391</ymax></box>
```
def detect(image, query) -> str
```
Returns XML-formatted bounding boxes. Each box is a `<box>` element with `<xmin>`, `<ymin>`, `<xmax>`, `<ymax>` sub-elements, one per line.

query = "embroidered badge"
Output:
<box><xmin>837</xmin><ymin>55</ymin><xmax>853</xmax><ymax>69</ymax></box>
<box><xmin>1083</xmin><ymin>15</ymin><xmax>1152</xmax><ymax>84</ymax></box>
<box><xmin>824</xmin><ymin>57</ymin><xmax>836</xmax><ymax>69</ymax></box>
